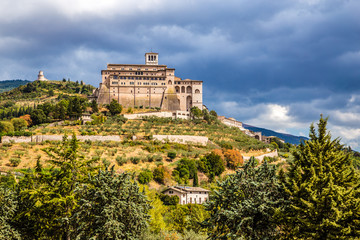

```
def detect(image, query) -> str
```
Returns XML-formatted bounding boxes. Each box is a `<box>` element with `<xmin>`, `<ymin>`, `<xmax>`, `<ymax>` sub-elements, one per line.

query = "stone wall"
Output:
<box><xmin>1</xmin><ymin>135</ymin><xmax>121</xmax><ymax>143</ymax></box>
<box><xmin>153</xmin><ymin>135</ymin><xmax>208</xmax><ymax>146</ymax></box>
<box><xmin>124</xmin><ymin>111</ymin><xmax>173</xmax><ymax>120</ymax></box>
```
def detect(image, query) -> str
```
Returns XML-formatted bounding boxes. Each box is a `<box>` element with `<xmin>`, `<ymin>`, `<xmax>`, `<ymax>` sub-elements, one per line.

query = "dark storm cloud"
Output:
<box><xmin>0</xmin><ymin>0</ymin><xmax>359</xmax><ymax>148</ymax></box>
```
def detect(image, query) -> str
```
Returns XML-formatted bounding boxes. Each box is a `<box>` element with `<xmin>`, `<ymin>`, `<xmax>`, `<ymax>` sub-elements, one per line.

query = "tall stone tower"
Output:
<box><xmin>36</xmin><ymin>70</ymin><xmax>48</xmax><ymax>81</ymax></box>
<box><xmin>145</xmin><ymin>52</ymin><xmax>158</xmax><ymax>65</ymax></box>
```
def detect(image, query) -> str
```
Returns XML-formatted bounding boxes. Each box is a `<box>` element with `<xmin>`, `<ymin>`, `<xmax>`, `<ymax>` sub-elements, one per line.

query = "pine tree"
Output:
<box><xmin>15</xmin><ymin>134</ymin><xmax>97</xmax><ymax>239</ymax></box>
<box><xmin>280</xmin><ymin>116</ymin><xmax>360</xmax><ymax>239</ymax></box>
<box><xmin>0</xmin><ymin>187</ymin><xmax>21</xmax><ymax>240</ymax></box>
<box><xmin>73</xmin><ymin>167</ymin><xmax>150</xmax><ymax>240</ymax></box>
<box><xmin>205</xmin><ymin>158</ymin><xmax>285</xmax><ymax>240</ymax></box>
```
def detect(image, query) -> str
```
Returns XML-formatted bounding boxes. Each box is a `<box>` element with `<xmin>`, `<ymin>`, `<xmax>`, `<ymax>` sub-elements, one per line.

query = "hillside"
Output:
<box><xmin>243</xmin><ymin>123</ymin><xmax>308</xmax><ymax>145</ymax></box>
<box><xmin>0</xmin><ymin>80</ymin><xmax>95</xmax><ymax>120</ymax></box>
<box><xmin>0</xmin><ymin>80</ymin><xmax>31</xmax><ymax>93</ymax></box>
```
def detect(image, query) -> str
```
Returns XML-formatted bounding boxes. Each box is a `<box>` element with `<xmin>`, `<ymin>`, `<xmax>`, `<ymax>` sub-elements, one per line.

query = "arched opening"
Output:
<box><xmin>168</xmin><ymin>80</ymin><xmax>172</xmax><ymax>85</ymax></box>
<box><xmin>255</xmin><ymin>135</ymin><xmax>260</xmax><ymax>140</ymax></box>
<box><xmin>186</xmin><ymin>96</ymin><xmax>192</xmax><ymax>111</ymax></box>
<box><xmin>186</xmin><ymin>86</ymin><xmax>192</xmax><ymax>93</ymax></box>
<box><xmin>195</xmin><ymin>89</ymin><xmax>200</xmax><ymax>94</ymax></box>
<box><xmin>181</xmin><ymin>86</ymin><xmax>185</xmax><ymax>93</ymax></box>
<box><xmin>175</xmin><ymin>86</ymin><xmax>180</xmax><ymax>93</ymax></box>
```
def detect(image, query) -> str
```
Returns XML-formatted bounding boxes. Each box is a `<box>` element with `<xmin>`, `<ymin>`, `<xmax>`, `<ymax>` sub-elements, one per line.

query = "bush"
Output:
<box><xmin>153</xmin><ymin>166</ymin><xmax>165</xmax><ymax>184</ymax></box>
<box><xmin>138</xmin><ymin>169</ymin><xmax>153</xmax><ymax>184</ymax></box>
<box><xmin>159</xmin><ymin>193</ymin><xmax>179</xmax><ymax>206</ymax></box>
<box><xmin>167</xmin><ymin>152</ymin><xmax>177</xmax><ymax>161</ymax></box>
<box><xmin>130</xmin><ymin>157</ymin><xmax>140</xmax><ymax>164</ymax></box>
<box><xmin>9</xmin><ymin>157</ymin><xmax>21</xmax><ymax>167</ymax></box>
<box><xmin>116</xmin><ymin>156</ymin><xmax>127</xmax><ymax>166</ymax></box>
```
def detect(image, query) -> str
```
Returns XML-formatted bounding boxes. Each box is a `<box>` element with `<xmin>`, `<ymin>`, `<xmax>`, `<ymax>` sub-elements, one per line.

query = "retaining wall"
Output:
<box><xmin>1</xmin><ymin>135</ymin><xmax>121</xmax><ymax>143</ymax></box>
<box><xmin>153</xmin><ymin>135</ymin><xmax>208</xmax><ymax>146</ymax></box>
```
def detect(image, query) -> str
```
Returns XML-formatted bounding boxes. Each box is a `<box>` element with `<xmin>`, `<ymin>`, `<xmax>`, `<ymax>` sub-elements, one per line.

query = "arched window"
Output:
<box><xmin>186</xmin><ymin>86</ymin><xmax>192</xmax><ymax>93</ymax></box>
<box><xmin>195</xmin><ymin>89</ymin><xmax>200</xmax><ymax>93</ymax></box>
<box><xmin>175</xmin><ymin>86</ymin><xmax>180</xmax><ymax>93</ymax></box>
<box><xmin>181</xmin><ymin>86</ymin><xmax>185</xmax><ymax>93</ymax></box>
<box><xmin>168</xmin><ymin>80</ymin><xmax>172</xmax><ymax>85</ymax></box>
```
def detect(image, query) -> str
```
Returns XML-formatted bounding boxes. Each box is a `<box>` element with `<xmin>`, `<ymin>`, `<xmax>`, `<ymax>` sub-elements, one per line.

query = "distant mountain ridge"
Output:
<box><xmin>0</xmin><ymin>80</ymin><xmax>31</xmax><ymax>93</ymax></box>
<box><xmin>242</xmin><ymin>123</ymin><xmax>309</xmax><ymax>145</ymax></box>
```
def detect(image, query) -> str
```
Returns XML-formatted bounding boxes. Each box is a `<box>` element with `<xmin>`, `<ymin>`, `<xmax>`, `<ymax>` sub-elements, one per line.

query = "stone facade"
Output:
<box><xmin>162</xmin><ymin>186</ymin><xmax>210</xmax><ymax>205</ymax></box>
<box><xmin>91</xmin><ymin>53</ymin><xmax>203</xmax><ymax>111</ymax></box>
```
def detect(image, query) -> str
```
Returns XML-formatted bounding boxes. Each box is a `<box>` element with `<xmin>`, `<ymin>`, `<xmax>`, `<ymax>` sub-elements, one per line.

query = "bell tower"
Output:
<box><xmin>145</xmin><ymin>52</ymin><xmax>159</xmax><ymax>65</ymax></box>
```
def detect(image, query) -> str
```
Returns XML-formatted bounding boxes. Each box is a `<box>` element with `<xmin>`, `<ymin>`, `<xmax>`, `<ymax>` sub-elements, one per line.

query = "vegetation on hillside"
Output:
<box><xmin>0</xmin><ymin>80</ymin><xmax>31</xmax><ymax>93</ymax></box>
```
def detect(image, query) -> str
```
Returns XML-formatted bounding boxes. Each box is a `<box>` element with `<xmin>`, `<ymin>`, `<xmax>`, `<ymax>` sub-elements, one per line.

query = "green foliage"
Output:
<box><xmin>166</xmin><ymin>204</ymin><xmax>209</xmax><ymax>234</ymax></box>
<box><xmin>205</xmin><ymin>158</ymin><xmax>285</xmax><ymax>239</ymax></box>
<box><xmin>197</xmin><ymin>152</ymin><xmax>225</xmax><ymax>181</ymax></box>
<box><xmin>173</xmin><ymin>158</ymin><xmax>198</xmax><ymax>184</ymax></box>
<box><xmin>0</xmin><ymin>121</ymin><xmax>14</xmax><ymax>134</ymax></box>
<box><xmin>107</xmin><ymin>99</ymin><xmax>123</xmax><ymax>116</ymax></box>
<box><xmin>159</xmin><ymin>193</ymin><xmax>179</xmax><ymax>206</ymax></box>
<box><xmin>280</xmin><ymin>116</ymin><xmax>360</xmax><ymax>239</ymax></box>
<box><xmin>15</xmin><ymin>134</ymin><xmax>97</xmax><ymax>239</ymax></box>
<box><xmin>74</xmin><ymin>167</ymin><xmax>150</xmax><ymax>240</ymax></box>
<box><xmin>0</xmin><ymin>187</ymin><xmax>21</xmax><ymax>240</ymax></box>
<box><xmin>30</xmin><ymin>108</ymin><xmax>47</xmax><ymax>125</ymax></box>
<box><xmin>10</xmin><ymin>118</ymin><xmax>28</xmax><ymax>131</ymax></box>
<box><xmin>190</xmin><ymin>106</ymin><xmax>203</xmax><ymax>119</ymax></box>
<box><xmin>91</xmin><ymin>99</ymin><xmax>99</xmax><ymax>113</ymax></box>
<box><xmin>167</xmin><ymin>151</ymin><xmax>177</xmax><ymax>161</ymax></box>
<box><xmin>153</xmin><ymin>166</ymin><xmax>165</xmax><ymax>184</ymax></box>
<box><xmin>9</xmin><ymin>157</ymin><xmax>21</xmax><ymax>167</ymax></box>
<box><xmin>138</xmin><ymin>169</ymin><xmax>153</xmax><ymax>184</ymax></box>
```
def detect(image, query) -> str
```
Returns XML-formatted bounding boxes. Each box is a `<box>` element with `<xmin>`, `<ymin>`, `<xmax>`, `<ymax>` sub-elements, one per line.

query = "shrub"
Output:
<box><xmin>167</xmin><ymin>152</ymin><xmax>177</xmax><ymax>161</ymax></box>
<box><xmin>159</xmin><ymin>193</ymin><xmax>179</xmax><ymax>206</ymax></box>
<box><xmin>130</xmin><ymin>157</ymin><xmax>141</xmax><ymax>164</ymax></box>
<box><xmin>9</xmin><ymin>157</ymin><xmax>21</xmax><ymax>167</ymax></box>
<box><xmin>138</xmin><ymin>169</ymin><xmax>153</xmax><ymax>184</ymax></box>
<box><xmin>116</xmin><ymin>156</ymin><xmax>127</xmax><ymax>166</ymax></box>
<box><xmin>153</xmin><ymin>166</ymin><xmax>165</xmax><ymax>184</ymax></box>
<box><xmin>223</xmin><ymin>149</ymin><xmax>243</xmax><ymax>169</ymax></box>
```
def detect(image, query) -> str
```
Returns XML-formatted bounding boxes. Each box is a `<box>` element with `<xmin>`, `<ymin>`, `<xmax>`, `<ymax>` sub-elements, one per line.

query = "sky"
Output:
<box><xmin>0</xmin><ymin>0</ymin><xmax>360</xmax><ymax>149</ymax></box>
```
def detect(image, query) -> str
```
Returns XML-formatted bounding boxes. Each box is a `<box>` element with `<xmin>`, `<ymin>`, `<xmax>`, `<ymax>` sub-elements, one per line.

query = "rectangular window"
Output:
<box><xmin>112</xmin><ymin>81</ymin><xmax>118</xmax><ymax>85</ymax></box>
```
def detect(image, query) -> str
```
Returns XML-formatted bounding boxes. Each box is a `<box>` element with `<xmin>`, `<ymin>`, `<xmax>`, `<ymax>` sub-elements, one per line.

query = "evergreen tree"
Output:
<box><xmin>91</xmin><ymin>99</ymin><xmax>99</xmax><ymax>113</ymax></box>
<box><xmin>280</xmin><ymin>116</ymin><xmax>360</xmax><ymax>239</ymax></box>
<box><xmin>15</xmin><ymin>134</ymin><xmax>97</xmax><ymax>239</ymax></box>
<box><xmin>193</xmin><ymin>171</ymin><xmax>199</xmax><ymax>187</ymax></box>
<box><xmin>74</xmin><ymin>167</ymin><xmax>150</xmax><ymax>240</ymax></box>
<box><xmin>0</xmin><ymin>187</ymin><xmax>21</xmax><ymax>240</ymax></box>
<box><xmin>107</xmin><ymin>99</ymin><xmax>122</xmax><ymax>116</ymax></box>
<box><xmin>205</xmin><ymin>158</ymin><xmax>285</xmax><ymax>240</ymax></box>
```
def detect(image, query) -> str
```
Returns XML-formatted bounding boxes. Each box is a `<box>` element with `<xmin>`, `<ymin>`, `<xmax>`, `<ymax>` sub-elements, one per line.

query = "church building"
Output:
<box><xmin>91</xmin><ymin>53</ymin><xmax>203</xmax><ymax>111</ymax></box>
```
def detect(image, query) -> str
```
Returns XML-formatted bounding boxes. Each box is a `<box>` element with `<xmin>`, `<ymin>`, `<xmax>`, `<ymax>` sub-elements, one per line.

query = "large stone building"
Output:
<box><xmin>91</xmin><ymin>52</ymin><xmax>203</xmax><ymax>111</ymax></box>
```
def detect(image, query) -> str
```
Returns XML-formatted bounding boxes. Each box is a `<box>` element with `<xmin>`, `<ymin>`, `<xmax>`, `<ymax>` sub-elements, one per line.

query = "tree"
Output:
<box><xmin>0</xmin><ymin>187</ymin><xmax>21</xmax><ymax>240</ymax></box>
<box><xmin>197</xmin><ymin>152</ymin><xmax>225</xmax><ymax>181</ymax></box>
<box><xmin>107</xmin><ymin>99</ymin><xmax>122</xmax><ymax>116</ymax></box>
<box><xmin>11</xmin><ymin>118</ymin><xmax>28</xmax><ymax>131</ymax></box>
<box><xmin>15</xmin><ymin>134</ymin><xmax>97</xmax><ymax>239</ymax></box>
<box><xmin>138</xmin><ymin>169</ymin><xmax>153</xmax><ymax>184</ymax></box>
<box><xmin>223</xmin><ymin>149</ymin><xmax>243</xmax><ymax>169</ymax></box>
<box><xmin>0</xmin><ymin>121</ymin><xmax>14</xmax><ymax>134</ymax></box>
<box><xmin>74</xmin><ymin>167</ymin><xmax>150</xmax><ymax>239</ymax></box>
<box><xmin>280</xmin><ymin>116</ymin><xmax>360</xmax><ymax>239</ymax></box>
<box><xmin>30</xmin><ymin>109</ymin><xmax>46</xmax><ymax>125</ymax></box>
<box><xmin>91</xmin><ymin>99</ymin><xmax>99</xmax><ymax>113</ymax></box>
<box><xmin>190</xmin><ymin>106</ymin><xmax>203</xmax><ymax>119</ymax></box>
<box><xmin>153</xmin><ymin>166</ymin><xmax>165</xmax><ymax>184</ymax></box>
<box><xmin>205</xmin><ymin>158</ymin><xmax>285</xmax><ymax>239</ymax></box>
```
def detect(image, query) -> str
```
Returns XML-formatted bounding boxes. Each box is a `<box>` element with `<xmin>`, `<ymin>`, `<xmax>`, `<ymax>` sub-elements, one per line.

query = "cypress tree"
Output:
<box><xmin>280</xmin><ymin>116</ymin><xmax>360</xmax><ymax>239</ymax></box>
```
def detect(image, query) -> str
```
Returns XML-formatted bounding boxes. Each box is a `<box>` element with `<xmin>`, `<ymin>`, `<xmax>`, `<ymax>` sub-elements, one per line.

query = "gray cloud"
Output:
<box><xmin>0</xmin><ymin>0</ymin><xmax>359</xmax><ymax>149</ymax></box>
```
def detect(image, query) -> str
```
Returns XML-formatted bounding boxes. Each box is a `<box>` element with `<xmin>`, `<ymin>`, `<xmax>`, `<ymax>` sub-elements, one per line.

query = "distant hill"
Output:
<box><xmin>243</xmin><ymin>123</ymin><xmax>308</xmax><ymax>145</ymax></box>
<box><xmin>0</xmin><ymin>80</ymin><xmax>31</xmax><ymax>93</ymax></box>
